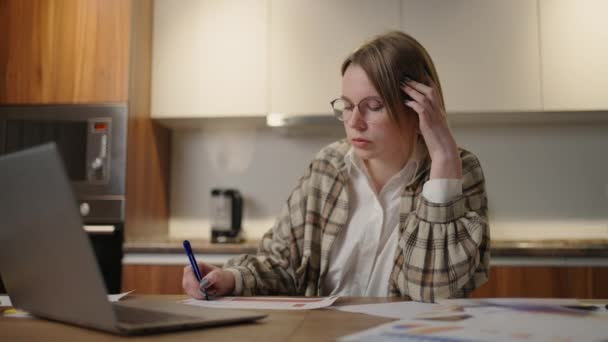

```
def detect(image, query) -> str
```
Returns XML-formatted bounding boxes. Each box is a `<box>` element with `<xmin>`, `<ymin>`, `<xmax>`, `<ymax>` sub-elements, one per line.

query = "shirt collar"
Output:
<box><xmin>344</xmin><ymin>137</ymin><xmax>425</xmax><ymax>184</ymax></box>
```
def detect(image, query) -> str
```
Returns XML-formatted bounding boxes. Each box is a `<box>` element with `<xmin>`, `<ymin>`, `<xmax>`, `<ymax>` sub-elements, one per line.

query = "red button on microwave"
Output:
<box><xmin>94</xmin><ymin>122</ymin><xmax>108</xmax><ymax>132</ymax></box>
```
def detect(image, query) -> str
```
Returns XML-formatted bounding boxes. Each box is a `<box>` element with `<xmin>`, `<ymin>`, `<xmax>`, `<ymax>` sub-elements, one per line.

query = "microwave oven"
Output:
<box><xmin>0</xmin><ymin>104</ymin><xmax>128</xmax><ymax>293</ymax></box>
<box><xmin>0</xmin><ymin>104</ymin><xmax>128</xmax><ymax>224</ymax></box>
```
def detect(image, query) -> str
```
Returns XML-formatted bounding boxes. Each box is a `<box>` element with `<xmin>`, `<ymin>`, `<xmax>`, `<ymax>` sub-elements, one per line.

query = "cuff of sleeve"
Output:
<box><xmin>416</xmin><ymin>191</ymin><xmax>468</xmax><ymax>224</ymax></box>
<box><xmin>422</xmin><ymin>178</ymin><xmax>463</xmax><ymax>204</ymax></box>
<box><xmin>225</xmin><ymin>268</ymin><xmax>243</xmax><ymax>295</ymax></box>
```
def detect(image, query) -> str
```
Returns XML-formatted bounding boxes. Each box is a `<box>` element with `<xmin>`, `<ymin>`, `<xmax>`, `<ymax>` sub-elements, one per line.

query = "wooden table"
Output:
<box><xmin>0</xmin><ymin>296</ymin><xmax>401</xmax><ymax>341</ymax></box>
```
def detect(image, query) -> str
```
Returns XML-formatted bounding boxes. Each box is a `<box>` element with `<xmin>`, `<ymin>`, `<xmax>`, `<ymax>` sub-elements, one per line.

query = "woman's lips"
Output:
<box><xmin>351</xmin><ymin>138</ymin><xmax>371</xmax><ymax>148</ymax></box>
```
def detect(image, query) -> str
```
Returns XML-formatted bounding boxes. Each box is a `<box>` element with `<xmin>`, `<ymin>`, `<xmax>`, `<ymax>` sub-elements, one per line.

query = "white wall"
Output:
<box><xmin>169</xmin><ymin>116</ymin><xmax>608</xmax><ymax>241</ymax></box>
<box><xmin>169</xmin><ymin>119</ymin><xmax>344</xmax><ymax>240</ymax></box>
<box><xmin>452</xmin><ymin>120</ymin><xmax>608</xmax><ymax>240</ymax></box>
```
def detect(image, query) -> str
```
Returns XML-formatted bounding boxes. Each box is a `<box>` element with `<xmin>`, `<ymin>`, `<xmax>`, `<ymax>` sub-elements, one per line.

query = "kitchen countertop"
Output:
<box><xmin>124</xmin><ymin>239</ymin><xmax>608</xmax><ymax>258</ymax></box>
<box><xmin>490</xmin><ymin>239</ymin><xmax>608</xmax><ymax>257</ymax></box>
<box><xmin>124</xmin><ymin>239</ymin><xmax>259</xmax><ymax>255</ymax></box>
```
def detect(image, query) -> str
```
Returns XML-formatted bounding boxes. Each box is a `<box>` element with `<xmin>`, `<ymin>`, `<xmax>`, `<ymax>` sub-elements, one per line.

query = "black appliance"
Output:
<box><xmin>0</xmin><ymin>104</ymin><xmax>127</xmax><ymax>294</ymax></box>
<box><xmin>210</xmin><ymin>188</ymin><xmax>244</xmax><ymax>243</ymax></box>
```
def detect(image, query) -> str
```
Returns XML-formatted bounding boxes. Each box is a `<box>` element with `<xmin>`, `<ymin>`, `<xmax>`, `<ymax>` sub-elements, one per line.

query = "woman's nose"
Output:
<box><xmin>347</xmin><ymin>107</ymin><xmax>367</xmax><ymax>130</ymax></box>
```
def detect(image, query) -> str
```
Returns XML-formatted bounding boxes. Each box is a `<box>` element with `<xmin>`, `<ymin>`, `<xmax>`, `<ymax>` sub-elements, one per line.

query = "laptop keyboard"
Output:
<box><xmin>113</xmin><ymin>305</ymin><xmax>198</xmax><ymax>325</ymax></box>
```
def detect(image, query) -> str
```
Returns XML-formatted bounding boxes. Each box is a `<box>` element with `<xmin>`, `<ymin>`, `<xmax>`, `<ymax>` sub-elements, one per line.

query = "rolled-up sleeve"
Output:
<box><xmin>422</xmin><ymin>178</ymin><xmax>463</xmax><ymax>203</ymax></box>
<box><xmin>396</xmin><ymin>150</ymin><xmax>490</xmax><ymax>303</ymax></box>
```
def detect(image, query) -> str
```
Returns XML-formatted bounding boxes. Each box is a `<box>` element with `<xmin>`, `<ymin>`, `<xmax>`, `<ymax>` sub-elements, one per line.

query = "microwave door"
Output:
<box><xmin>4</xmin><ymin>119</ymin><xmax>89</xmax><ymax>182</ymax></box>
<box><xmin>0</xmin><ymin>103</ymin><xmax>128</xmax><ymax>223</ymax></box>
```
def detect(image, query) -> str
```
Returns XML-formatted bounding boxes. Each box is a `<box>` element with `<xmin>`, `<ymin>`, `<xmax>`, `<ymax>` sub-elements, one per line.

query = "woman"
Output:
<box><xmin>183</xmin><ymin>31</ymin><xmax>490</xmax><ymax>302</ymax></box>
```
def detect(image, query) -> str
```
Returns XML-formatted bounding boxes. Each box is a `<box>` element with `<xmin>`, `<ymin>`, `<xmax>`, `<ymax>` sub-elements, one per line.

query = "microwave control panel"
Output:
<box><xmin>87</xmin><ymin>119</ymin><xmax>111</xmax><ymax>183</ymax></box>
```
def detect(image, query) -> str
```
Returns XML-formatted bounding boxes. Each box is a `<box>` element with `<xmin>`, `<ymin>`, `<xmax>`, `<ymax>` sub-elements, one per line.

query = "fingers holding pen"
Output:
<box><xmin>199</xmin><ymin>271</ymin><xmax>217</xmax><ymax>290</ymax></box>
<box><xmin>199</xmin><ymin>269</ymin><xmax>236</xmax><ymax>297</ymax></box>
<box><xmin>182</xmin><ymin>265</ymin><xmax>205</xmax><ymax>299</ymax></box>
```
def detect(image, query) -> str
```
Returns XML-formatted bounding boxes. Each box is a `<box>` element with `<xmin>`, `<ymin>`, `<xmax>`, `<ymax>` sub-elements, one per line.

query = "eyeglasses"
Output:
<box><xmin>330</xmin><ymin>97</ymin><xmax>386</xmax><ymax>123</ymax></box>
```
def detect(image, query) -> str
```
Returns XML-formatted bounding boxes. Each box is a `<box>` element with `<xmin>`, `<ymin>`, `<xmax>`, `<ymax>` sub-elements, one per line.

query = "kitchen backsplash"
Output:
<box><xmin>169</xmin><ymin>115</ymin><xmax>608</xmax><ymax>241</ymax></box>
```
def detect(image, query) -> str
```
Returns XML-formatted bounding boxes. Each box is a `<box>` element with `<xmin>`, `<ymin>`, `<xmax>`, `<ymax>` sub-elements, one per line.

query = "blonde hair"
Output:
<box><xmin>341</xmin><ymin>31</ymin><xmax>445</xmax><ymax>124</ymax></box>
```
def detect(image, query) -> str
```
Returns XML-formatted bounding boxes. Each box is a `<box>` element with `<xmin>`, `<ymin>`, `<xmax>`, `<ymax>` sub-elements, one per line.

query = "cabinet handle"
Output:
<box><xmin>83</xmin><ymin>225</ymin><xmax>116</xmax><ymax>234</ymax></box>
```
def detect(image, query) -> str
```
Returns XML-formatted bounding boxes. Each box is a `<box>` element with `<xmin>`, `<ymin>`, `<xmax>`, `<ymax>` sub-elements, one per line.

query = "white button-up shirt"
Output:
<box><xmin>322</xmin><ymin>145</ymin><xmax>462</xmax><ymax>296</ymax></box>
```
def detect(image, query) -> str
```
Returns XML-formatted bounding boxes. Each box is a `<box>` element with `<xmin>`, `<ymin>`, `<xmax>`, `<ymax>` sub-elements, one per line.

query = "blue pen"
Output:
<box><xmin>183</xmin><ymin>240</ymin><xmax>209</xmax><ymax>300</ymax></box>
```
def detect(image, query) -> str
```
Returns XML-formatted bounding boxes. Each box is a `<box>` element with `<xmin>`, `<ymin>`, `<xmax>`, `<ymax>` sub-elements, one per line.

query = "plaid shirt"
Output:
<box><xmin>225</xmin><ymin>139</ymin><xmax>490</xmax><ymax>302</ymax></box>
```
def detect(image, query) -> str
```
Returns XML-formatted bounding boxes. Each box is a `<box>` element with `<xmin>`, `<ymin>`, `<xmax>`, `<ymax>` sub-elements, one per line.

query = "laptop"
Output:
<box><xmin>0</xmin><ymin>143</ymin><xmax>266</xmax><ymax>335</ymax></box>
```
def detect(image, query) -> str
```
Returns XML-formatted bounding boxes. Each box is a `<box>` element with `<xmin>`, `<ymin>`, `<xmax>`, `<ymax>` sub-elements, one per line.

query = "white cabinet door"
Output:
<box><xmin>401</xmin><ymin>0</ymin><xmax>542</xmax><ymax>113</ymax></box>
<box><xmin>540</xmin><ymin>0</ymin><xmax>608</xmax><ymax>111</ymax></box>
<box><xmin>151</xmin><ymin>0</ymin><xmax>268</xmax><ymax>118</ymax></box>
<box><xmin>270</xmin><ymin>0</ymin><xmax>400</xmax><ymax>116</ymax></box>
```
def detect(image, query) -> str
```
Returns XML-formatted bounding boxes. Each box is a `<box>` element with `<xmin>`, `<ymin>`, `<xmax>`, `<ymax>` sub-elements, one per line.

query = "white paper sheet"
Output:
<box><xmin>334</xmin><ymin>301</ymin><xmax>443</xmax><ymax>319</ymax></box>
<box><xmin>108</xmin><ymin>290</ymin><xmax>135</xmax><ymax>302</ymax></box>
<box><xmin>438</xmin><ymin>297</ymin><xmax>580</xmax><ymax>307</ymax></box>
<box><xmin>0</xmin><ymin>295</ymin><xmax>11</xmax><ymax>307</ymax></box>
<box><xmin>334</xmin><ymin>298</ymin><xmax>601</xmax><ymax>321</ymax></box>
<box><xmin>339</xmin><ymin>298</ymin><xmax>608</xmax><ymax>342</ymax></box>
<box><xmin>438</xmin><ymin>297</ymin><xmax>608</xmax><ymax>316</ymax></box>
<box><xmin>340</xmin><ymin>310</ymin><xmax>608</xmax><ymax>342</ymax></box>
<box><xmin>181</xmin><ymin>295</ymin><xmax>340</xmax><ymax>310</ymax></box>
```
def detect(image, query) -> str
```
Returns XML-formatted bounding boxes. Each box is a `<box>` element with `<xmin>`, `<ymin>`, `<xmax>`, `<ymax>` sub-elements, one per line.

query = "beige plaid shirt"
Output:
<box><xmin>225</xmin><ymin>139</ymin><xmax>490</xmax><ymax>302</ymax></box>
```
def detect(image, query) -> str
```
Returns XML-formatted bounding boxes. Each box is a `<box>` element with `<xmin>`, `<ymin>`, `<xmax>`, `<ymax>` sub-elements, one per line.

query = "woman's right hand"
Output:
<box><xmin>182</xmin><ymin>262</ymin><xmax>236</xmax><ymax>299</ymax></box>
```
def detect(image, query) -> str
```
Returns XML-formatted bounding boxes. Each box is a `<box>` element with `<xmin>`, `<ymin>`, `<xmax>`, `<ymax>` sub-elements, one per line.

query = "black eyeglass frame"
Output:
<box><xmin>329</xmin><ymin>97</ymin><xmax>386</xmax><ymax>123</ymax></box>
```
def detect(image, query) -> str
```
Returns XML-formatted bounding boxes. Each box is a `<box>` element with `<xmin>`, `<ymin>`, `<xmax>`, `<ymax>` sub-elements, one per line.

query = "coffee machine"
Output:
<box><xmin>210</xmin><ymin>188</ymin><xmax>243</xmax><ymax>243</ymax></box>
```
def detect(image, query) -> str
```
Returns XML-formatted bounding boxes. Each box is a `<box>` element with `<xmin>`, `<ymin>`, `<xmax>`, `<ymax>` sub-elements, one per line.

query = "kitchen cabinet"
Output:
<box><xmin>123</xmin><ymin>265</ymin><xmax>186</xmax><ymax>294</ymax></box>
<box><xmin>269</xmin><ymin>0</ymin><xmax>400</xmax><ymax>116</ymax></box>
<box><xmin>0</xmin><ymin>0</ymin><xmax>130</xmax><ymax>104</ymax></box>
<box><xmin>151</xmin><ymin>0</ymin><xmax>268</xmax><ymax>118</ymax></box>
<box><xmin>400</xmin><ymin>0</ymin><xmax>542</xmax><ymax>113</ymax></box>
<box><xmin>151</xmin><ymin>0</ymin><xmax>400</xmax><ymax>119</ymax></box>
<box><xmin>149</xmin><ymin>0</ymin><xmax>608</xmax><ymax>120</ymax></box>
<box><xmin>471</xmin><ymin>266</ymin><xmax>608</xmax><ymax>299</ymax></box>
<box><xmin>0</xmin><ymin>0</ymin><xmax>171</xmax><ymax>242</ymax></box>
<box><xmin>539</xmin><ymin>0</ymin><xmax>608</xmax><ymax>111</ymax></box>
<box><xmin>126</xmin><ymin>0</ymin><xmax>171</xmax><ymax>242</ymax></box>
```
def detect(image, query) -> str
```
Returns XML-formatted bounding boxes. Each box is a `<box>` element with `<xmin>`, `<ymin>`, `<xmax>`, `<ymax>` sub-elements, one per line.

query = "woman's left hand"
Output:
<box><xmin>402</xmin><ymin>78</ymin><xmax>462</xmax><ymax>179</ymax></box>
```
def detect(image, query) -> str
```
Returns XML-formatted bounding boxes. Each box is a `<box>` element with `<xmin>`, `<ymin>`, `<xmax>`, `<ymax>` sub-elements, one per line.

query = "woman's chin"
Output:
<box><xmin>352</xmin><ymin>148</ymin><xmax>376</xmax><ymax>161</ymax></box>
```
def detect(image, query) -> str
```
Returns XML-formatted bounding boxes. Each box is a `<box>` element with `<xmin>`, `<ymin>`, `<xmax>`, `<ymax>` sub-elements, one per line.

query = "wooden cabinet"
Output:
<box><xmin>269</xmin><ymin>0</ymin><xmax>400</xmax><ymax>116</ymax></box>
<box><xmin>151</xmin><ymin>0</ymin><xmax>268</xmax><ymax>118</ymax></box>
<box><xmin>0</xmin><ymin>0</ymin><xmax>131</xmax><ymax>104</ymax></box>
<box><xmin>539</xmin><ymin>0</ymin><xmax>608</xmax><ymax>110</ymax></box>
<box><xmin>123</xmin><ymin>265</ymin><xmax>186</xmax><ymax>294</ymax></box>
<box><xmin>471</xmin><ymin>266</ymin><xmax>608</xmax><ymax>299</ymax></box>
<box><xmin>0</xmin><ymin>0</ymin><xmax>171</xmax><ymax>241</ymax></box>
<box><xmin>401</xmin><ymin>0</ymin><xmax>542</xmax><ymax>113</ymax></box>
<box><xmin>126</xmin><ymin>0</ymin><xmax>171</xmax><ymax>241</ymax></box>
